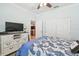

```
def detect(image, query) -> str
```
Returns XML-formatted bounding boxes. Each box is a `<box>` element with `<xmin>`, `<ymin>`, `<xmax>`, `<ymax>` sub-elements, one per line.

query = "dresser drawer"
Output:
<box><xmin>1</xmin><ymin>35</ymin><xmax>13</xmax><ymax>43</ymax></box>
<box><xmin>1</xmin><ymin>44</ymin><xmax>19</xmax><ymax>56</ymax></box>
<box><xmin>2</xmin><ymin>40</ymin><xmax>17</xmax><ymax>49</ymax></box>
<box><xmin>1</xmin><ymin>47</ymin><xmax>13</xmax><ymax>55</ymax></box>
<box><xmin>21</xmin><ymin>33</ymin><xmax>28</xmax><ymax>42</ymax></box>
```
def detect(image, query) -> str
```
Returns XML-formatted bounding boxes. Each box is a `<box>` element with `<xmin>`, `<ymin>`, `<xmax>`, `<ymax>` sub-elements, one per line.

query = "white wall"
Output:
<box><xmin>36</xmin><ymin>4</ymin><xmax>79</xmax><ymax>40</ymax></box>
<box><xmin>1</xmin><ymin>3</ymin><xmax>79</xmax><ymax>40</ymax></box>
<box><xmin>0</xmin><ymin>3</ymin><xmax>35</xmax><ymax>32</ymax></box>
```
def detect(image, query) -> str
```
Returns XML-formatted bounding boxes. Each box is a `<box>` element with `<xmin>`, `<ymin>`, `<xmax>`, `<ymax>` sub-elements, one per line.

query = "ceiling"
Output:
<box><xmin>14</xmin><ymin>3</ymin><xmax>73</xmax><ymax>14</ymax></box>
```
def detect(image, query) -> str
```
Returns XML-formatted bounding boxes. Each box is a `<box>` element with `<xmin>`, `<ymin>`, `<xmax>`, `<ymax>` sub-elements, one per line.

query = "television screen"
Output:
<box><xmin>5</xmin><ymin>22</ymin><xmax>23</xmax><ymax>32</ymax></box>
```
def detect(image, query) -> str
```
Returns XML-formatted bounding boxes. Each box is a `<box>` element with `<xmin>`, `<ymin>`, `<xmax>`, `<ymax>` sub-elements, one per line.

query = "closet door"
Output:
<box><xmin>56</xmin><ymin>18</ymin><xmax>70</xmax><ymax>39</ymax></box>
<box><xmin>71</xmin><ymin>17</ymin><xmax>79</xmax><ymax>40</ymax></box>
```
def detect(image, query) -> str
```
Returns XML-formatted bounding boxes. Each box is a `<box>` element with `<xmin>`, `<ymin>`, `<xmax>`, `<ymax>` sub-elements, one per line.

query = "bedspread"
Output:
<box><xmin>16</xmin><ymin>36</ymin><xmax>79</xmax><ymax>56</ymax></box>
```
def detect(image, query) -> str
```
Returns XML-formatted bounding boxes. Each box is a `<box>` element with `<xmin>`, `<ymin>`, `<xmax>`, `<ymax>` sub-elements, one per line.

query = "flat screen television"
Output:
<box><xmin>5</xmin><ymin>22</ymin><xmax>24</xmax><ymax>32</ymax></box>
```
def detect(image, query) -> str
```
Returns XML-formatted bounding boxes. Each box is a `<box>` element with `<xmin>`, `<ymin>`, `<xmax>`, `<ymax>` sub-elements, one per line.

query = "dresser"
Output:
<box><xmin>0</xmin><ymin>32</ymin><xmax>28</xmax><ymax>56</ymax></box>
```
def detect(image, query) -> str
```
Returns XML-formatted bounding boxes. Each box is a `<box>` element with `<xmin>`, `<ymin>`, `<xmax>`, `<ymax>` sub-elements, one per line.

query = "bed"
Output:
<box><xmin>16</xmin><ymin>36</ymin><xmax>79</xmax><ymax>56</ymax></box>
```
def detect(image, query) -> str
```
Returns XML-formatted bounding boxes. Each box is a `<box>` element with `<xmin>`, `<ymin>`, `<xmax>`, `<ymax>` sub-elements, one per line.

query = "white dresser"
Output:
<box><xmin>0</xmin><ymin>32</ymin><xmax>28</xmax><ymax>56</ymax></box>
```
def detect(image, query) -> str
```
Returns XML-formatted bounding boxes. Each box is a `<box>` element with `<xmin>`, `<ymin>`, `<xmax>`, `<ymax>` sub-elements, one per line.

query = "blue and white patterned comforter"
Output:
<box><xmin>28</xmin><ymin>37</ymin><xmax>79</xmax><ymax>56</ymax></box>
<box><xmin>16</xmin><ymin>36</ymin><xmax>79</xmax><ymax>56</ymax></box>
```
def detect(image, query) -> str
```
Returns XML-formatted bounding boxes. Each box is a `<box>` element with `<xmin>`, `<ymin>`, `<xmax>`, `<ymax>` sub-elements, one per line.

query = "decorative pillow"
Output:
<box><xmin>71</xmin><ymin>41</ymin><xmax>78</xmax><ymax>49</ymax></box>
<box><xmin>70</xmin><ymin>40</ymin><xmax>79</xmax><ymax>53</ymax></box>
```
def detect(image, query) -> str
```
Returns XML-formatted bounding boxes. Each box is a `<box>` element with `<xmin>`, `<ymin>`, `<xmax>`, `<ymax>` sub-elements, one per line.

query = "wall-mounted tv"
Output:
<box><xmin>5</xmin><ymin>22</ymin><xmax>24</xmax><ymax>32</ymax></box>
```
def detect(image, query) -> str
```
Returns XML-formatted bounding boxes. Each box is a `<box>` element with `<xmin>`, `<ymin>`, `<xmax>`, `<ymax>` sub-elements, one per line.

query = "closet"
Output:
<box><xmin>45</xmin><ymin>18</ymin><xmax>70</xmax><ymax>39</ymax></box>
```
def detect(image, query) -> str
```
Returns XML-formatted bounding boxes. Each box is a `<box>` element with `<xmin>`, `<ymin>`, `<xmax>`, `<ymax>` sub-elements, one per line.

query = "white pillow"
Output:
<box><xmin>70</xmin><ymin>41</ymin><xmax>79</xmax><ymax>49</ymax></box>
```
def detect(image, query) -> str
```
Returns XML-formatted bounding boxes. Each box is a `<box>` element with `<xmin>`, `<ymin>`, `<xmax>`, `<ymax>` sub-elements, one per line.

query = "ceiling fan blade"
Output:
<box><xmin>37</xmin><ymin>4</ymin><xmax>40</xmax><ymax>9</ymax></box>
<box><xmin>46</xmin><ymin>3</ymin><xmax>52</xmax><ymax>8</ymax></box>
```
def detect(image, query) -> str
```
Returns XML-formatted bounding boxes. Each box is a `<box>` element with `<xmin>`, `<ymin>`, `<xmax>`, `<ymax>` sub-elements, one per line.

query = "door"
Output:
<box><xmin>56</xmin><ymin>18</ymin><xmax>70</xmax><ymax>39</ymax></box>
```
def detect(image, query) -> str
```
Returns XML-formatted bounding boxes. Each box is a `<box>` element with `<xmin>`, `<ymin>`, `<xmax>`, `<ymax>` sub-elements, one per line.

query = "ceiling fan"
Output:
<box><xmin>37</xmin><ymin>3</ymin><xmax>52</xmax><ymax>9</ymax></box>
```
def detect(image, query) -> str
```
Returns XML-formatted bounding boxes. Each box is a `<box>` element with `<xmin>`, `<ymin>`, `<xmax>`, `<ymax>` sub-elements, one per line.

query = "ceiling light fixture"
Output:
<box><xmin>40</xmin><ymin>3</ymin><xmax>47</xmax><ymax>7</ymax></box>
<box><xmin>37</xmin><ymin>3</ymin><xmax>52</xmax><ymax>9</ymax></box>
